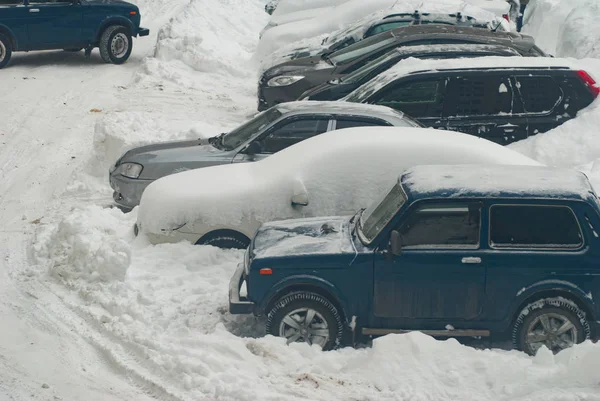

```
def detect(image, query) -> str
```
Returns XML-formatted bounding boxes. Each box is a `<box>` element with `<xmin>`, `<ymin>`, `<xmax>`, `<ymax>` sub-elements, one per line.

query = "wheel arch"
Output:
<box><xmin>94</xmin><ymin>17</ymin><xmax>134</xmax><ymax>43</ymax></box>
<box><xmin>0</xmin><ymin>25</ymin><xmax>17</xmax><ymax>50</ymax></box>
<box><xmin>195</xmin><ymin>229</ymin><xmax>251</xmax><ymax>246</ymax></box>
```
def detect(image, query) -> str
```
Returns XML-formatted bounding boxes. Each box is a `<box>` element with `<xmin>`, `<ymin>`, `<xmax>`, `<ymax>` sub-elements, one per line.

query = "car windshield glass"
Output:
<box><xmin>329</xmin><ymin>36</ymin><xmax>397</xmax><ymax>66</ymax></box>
<box><xmin>222</xmin><ymin>108</ymin><xmax>282</xmax><ymax>150</ymax></box>
<box><xmin>358</xmin><ymin>183</ymin><xmax>407</xmax><ymax>244</ymax></box>
<box><xmin>341</xmin><ymin>50</ymin><xmax>399</xmax><ymax>84</ymax></box>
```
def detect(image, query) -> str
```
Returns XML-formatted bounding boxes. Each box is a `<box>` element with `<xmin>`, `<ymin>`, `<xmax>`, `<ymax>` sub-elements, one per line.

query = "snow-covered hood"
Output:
<box><xmin>251</xmin><ymin>215</ymin><xmax>356</xmax><ymax>259</ymax></box>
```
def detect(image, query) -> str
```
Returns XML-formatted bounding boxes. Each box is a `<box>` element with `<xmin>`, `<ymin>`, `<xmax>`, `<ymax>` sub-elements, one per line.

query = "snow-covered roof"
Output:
<box><xmin>400</xmin><ymin>165</ymin><xmax>594</xmax><ymax>200</ymax></box>
<box><xmin>275</xmin><ymin>100</ymin><xmax>409</xmax><ymax>120</ymax></box>
<box><xmin>344</xmin><ymin>56</ymin><xmax>577</xmax><ymax>101</ymax></box>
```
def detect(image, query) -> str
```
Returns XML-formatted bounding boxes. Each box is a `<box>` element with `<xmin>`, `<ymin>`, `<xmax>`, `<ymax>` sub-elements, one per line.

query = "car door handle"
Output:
<box><xmin>29</xmin><ymin>8</ymin><xmax>40</xmax><ymax>12</ymax></box>
<box><xmin>461</xmin><ymin>257</ymin><xmax>481</xmax><ymax>264</ymax></box>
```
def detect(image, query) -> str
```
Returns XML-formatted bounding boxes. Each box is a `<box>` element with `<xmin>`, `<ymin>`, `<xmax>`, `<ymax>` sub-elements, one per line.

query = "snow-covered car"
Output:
<box><xmin>343</xmin><ymin>56</ymin><xmax>599</xmax><ymax>145</ymax></box>
<box><xmin>136</xmin><ymin>127</ymin><xmax>541</xmax><ymax>248</ymax></box>
<box><xmin>109</xmin><ymin>101</ymin><xmax>421</xmax><ymax>211</ymax></box>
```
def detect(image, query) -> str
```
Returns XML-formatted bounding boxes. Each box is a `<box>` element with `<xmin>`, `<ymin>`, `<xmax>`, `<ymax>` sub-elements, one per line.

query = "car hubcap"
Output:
<box><xmin>0</xmin><ymin>41</ymin><xmax>5</xmax><ymax>62</ymax></box>
<box><xmin>526</xmin><ymin>312</ymin><xmax>578</xmax><ymax>354</ymax></box>
<box><xmin>279</xmin><ymin>308</ymin><xmax>329</xmax><ymax>347</ymax></box>
<box><xmin>111</xmin><ymin>33</ymin><xmax>129</xmax><ymax>58</ymax></box>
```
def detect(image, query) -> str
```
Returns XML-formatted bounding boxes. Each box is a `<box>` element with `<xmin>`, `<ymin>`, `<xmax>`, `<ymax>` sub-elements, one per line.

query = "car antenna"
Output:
<box><xmin>491</xmin><ymin>18</ymin><xmax>503</xmax><ymax>32</ymax></box>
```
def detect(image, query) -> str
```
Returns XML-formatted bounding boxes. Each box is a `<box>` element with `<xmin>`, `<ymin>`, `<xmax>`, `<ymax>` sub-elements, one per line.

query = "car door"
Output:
<box><xmin>512</xmin><ymin>74</ymin><xmax>566</xmax><ymax>137</ymax></box>
<box><xmin>0</xmin><ymin>1</ymin><xmax>29</xmax><ymax>50</ymax></box>
<box><xmin>368</xmin><ymin>76</ymin><xmax>449</xmax><ymax>129</ymax></box>
<box><xmin>26</xmin><ymin>0</ymin><xmax>82</xmax><ymax>50</ymax></box>
<box><xmin>371</xmin><ymin>200</ymin><xmax>487</xmax><ymax>329</ymax></box>
<box><xmin>443</xmin><ymin>72</ymin><xmax>529</xmax><ymax>145</ymax></box>
<box><xmin>232</xmin><ymin>116</ymin><xmax>331</xmax><ymax>163</ymax></box>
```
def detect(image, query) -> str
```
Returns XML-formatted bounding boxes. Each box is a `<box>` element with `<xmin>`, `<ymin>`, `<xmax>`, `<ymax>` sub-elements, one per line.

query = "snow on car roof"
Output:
<box><xmin>401</xmin><ymin>165</ymin><xmax>595</xmax><ymax>200</ymax></box>
<box><xmin>343</xmin><ymin>56</ymin><xmax>577</xmax><ymax>102</ymax></box>
<box><xmin>275</xmin><ymin>100</ymin><xmax>408</xmax><ymax>119</ymax></box>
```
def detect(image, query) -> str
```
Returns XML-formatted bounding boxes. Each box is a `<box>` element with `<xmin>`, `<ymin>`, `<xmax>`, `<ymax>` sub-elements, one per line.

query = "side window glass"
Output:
<box><xmin>0</xmin><ymin>0</ymin><xmax>24</xmax><ymax>4</ymax></box>
<box><xmin>365</xmin><ymin>21</ymin><xmax>411</xmax><ymax>38</ymax></box>
<box><xmin>335</xmin><ymin>118</ymin><xmax>389</xmax><ymax>130</ymax></box>
<box><xmin>373</xmin><ymin>79</ymin><xmax>444</xmax><ymax>118</ymax></box>
<box><xmin>489</xmin><ymin>205</ymin><xmax>583</xmax><ymax>248</ymax></box>
<box><xmin>397</xmin><ymin>203</ymin><xmax>481</xmax><ymax>248</ymax></box>
<box><xmin>445</xmin><ymin>76</ymin><xmax>514</xmax><ymax>116</ymax></box>
<box><xmin>259</xmin><ymin>118</ymin><xmax>329</xmax><ymax>154</ymax></box>
<box><xmin>514</xmin><ymin>76</ymin><xmax>563</xmax><ymax>113</ymax></box>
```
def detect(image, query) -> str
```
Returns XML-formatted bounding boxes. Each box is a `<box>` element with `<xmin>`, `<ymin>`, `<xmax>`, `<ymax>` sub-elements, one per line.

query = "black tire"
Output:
<box><xmin>99</xmin><ymin>25</ymin><xmax>132</xmax><ymax>64</ymax></box>
<box><xmin>0</xmin><ymin>33</ymin><xmax>12</xmax><ymax>69</ymax></box>
<box><xmin>266</xmin><ymin>292</ymin><xmax>344</xmax><ymax>350</ymax></box>
<box><xmin>196</xmin><ymin>231</ymin><xmax>250</xmax><ymax>249</ymax></box>
<box><xmin>513</xmin><ymin>297</ymin><xmax>590</xmax><ymax>355</ymax></box>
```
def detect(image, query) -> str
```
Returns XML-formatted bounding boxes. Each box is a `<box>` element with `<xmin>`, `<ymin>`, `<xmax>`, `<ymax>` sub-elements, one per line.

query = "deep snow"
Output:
<box><xmin>2</xmin><ymin>0</ymin><xmax>600</xmax><ymax>400</ymax></box>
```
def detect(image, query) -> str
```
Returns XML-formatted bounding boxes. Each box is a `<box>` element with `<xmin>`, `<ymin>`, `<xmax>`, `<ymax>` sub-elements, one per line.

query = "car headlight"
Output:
<box><xmin>119</xmin><ymin>162</ymin><xmax>143</xmax><ymax>179</ymax></box>
<box><xmin>267</xmin><ymin>75</ymin><xmax>305</xmax><ymax>87</ymax></box>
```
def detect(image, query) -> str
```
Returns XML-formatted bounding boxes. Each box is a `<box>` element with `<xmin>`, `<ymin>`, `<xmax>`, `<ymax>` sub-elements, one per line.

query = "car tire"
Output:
<box><xmin>196</xmin><ymin>231</ymin><xmax>250</xmax><ymax>249</ymax></box>
<box><xmin>0</xmin><ymin>33</ymin><xmax>13</xmax><ymax>69</ymax></box>
<box><xmin>513</xmin><ymin>297</ymin><xmax>590</xmax><ymax>355</ymax></box>
<box><xmin>99</xmin><ymin>25</ymin><xmax>132</xmax><ymax>65</ymax></box>
<box><xmin>266</xmin><ymin>292</ymin><xmax>344</xmax><ymax>350</ymax></box>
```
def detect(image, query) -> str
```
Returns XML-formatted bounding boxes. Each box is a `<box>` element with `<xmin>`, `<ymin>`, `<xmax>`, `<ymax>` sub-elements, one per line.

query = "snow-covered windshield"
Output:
<box><xmin>329</xmin><ymin>36</ymin><xmax>397</xmax><ymax>66</ymax></box>
<box><xmin>222</xmin><ymin>108</ymin><xmax>282</xmax><ymax>150</ymax></box>
<box><xmin>358</xmin><ymin>183</ymin><xmax>407</xmax><ymax>244</ymax></box>
<box><xmin>341</xmin><ymin>49</ymin><xmax>399</xmax><ymax>84</ymax></box>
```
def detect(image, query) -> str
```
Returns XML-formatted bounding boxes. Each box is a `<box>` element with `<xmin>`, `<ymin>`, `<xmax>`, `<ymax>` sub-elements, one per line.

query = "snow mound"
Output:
<box><xmin>33</xmin><ymin>206</ymin><xmax>134</xmax><ymax>283</ymax></box>
<box><xmin>523</xmin><ymin>0</ymin><xmax>600</xmax><ymax>58</ymax></box>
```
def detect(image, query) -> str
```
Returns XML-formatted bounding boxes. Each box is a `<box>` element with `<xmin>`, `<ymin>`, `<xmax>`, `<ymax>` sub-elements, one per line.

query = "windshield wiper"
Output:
<box><xmin>350</xmin><ymin>208</ymin><xmax>366</xmax><ymax>238</ymax></box>
<box><xmin>322</xmin><ymin>54</ymin><xmax>334</xmax><ymax>66</ymax></box>
<box><xmin>208</xmin><ymin>133</ymin><xmax>226</xmax><ymax>149</ymax></box>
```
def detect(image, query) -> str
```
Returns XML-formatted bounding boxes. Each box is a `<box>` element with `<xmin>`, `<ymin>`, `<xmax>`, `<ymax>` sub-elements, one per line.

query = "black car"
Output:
<box><xmin>258</xmin><ymin>25</ymin><xmax>547</xmax><ymax>111</ymax></box>
<box><xmin>343</xmin><ymin>57</ymin><xmax>599</xmax><ymax>145</ymax></box>
<box><xmin>300</xmin><ymin>43</ymin><xmax>523</xmax><ymax>101</ymax></box>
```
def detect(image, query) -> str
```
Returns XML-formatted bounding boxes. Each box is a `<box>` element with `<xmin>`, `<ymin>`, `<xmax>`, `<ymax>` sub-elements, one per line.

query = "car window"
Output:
<box><xmin>514</xmin><ymin>76</ymin><xmax>562</xmax><ymax>114</ymax></box>
<box><xmin>334</xmin><ymin>118</ymin><xmax>390</xmax><ymax>130</ymax></box>
<box><xmin>372</xmin><ymin>79</ymin><xmax>445</xmax><ymax>118</ymax></box>
<box><xmin>489</xmin><ymin>205</ymin><xmax>583</xmax><ymax>249</ymax></box>
<box><xmin>365</xmin><ymin>21</ymin><xmax>411</xmax><ymax>38</ymax></box>
<box><xmin>341</xmin><ymin>50</ymin><xmax>399</xmax><ymax>84</ymax></box>
<box><xmin>397</xmin><ymin>203</ymin><xmax>481</xmax><ymax>248</ymax></box>
<box><xmin>0</xmin><ymin>0</ymin><xmax>23</xmax><ymax>4</ymax></box>
<box><xmin>445</xmin><ymin>76</ymin><xmax>514</xmax><ymax>116</ymax></box>
<box><xmin>358</xmin><ymin>183</ymin><xmax>407</xmax><ymax>244</ymax></box>
<box><xmin>221</xmin><ymin>108</ymin><xmax>282</xmax><ymax>150</ymax></box>
<box><xmin>29</xmin><ymin>0</ymin><xmax>71</xmax><ymax>3</ymax></box>
<box><xmin>329</xmin><ymin>36</ymin><xmax>397</xmax><ymax>66</ymax></box>
<box><xmin>259</xmin><ymin>118</ymin><xmax>329</xmax><ymax>153</ymax></box>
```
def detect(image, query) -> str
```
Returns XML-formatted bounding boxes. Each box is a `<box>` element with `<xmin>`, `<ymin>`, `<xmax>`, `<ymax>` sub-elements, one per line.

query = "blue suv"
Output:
<box><xmin>230</xmin><ymin>165</ymin><xmax>600</xmax><ymax>354</ymax></box>
<box><xmin>0</xmin><ymin>0</ymin><xmax>149</xmax><ymax>69</ymax></box>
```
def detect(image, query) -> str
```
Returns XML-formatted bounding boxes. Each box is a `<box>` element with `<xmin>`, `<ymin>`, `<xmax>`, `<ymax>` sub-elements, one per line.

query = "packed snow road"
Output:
<box><xmin>2</xmin><ymin>0</ymin><xmax>600</xmax><ymax>400</ymax></box>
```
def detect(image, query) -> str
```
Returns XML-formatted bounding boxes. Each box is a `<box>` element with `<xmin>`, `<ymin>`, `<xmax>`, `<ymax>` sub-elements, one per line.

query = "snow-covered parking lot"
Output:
<box><xmin>2</xmin><ymin>0</ymin><xmax>600</xmax><ymax>400</ymax></box>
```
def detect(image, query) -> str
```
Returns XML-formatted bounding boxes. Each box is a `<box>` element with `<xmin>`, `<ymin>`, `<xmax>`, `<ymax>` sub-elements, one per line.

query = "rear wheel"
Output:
<box><xmin>99</xmin><ymin>25</ymin><xmax>132</xmax><ymax>64</ymax></box>
<box><xmin>0</xmin><ymin>34</ymin><xmax>12</xmax><ymax>69</ymax></box>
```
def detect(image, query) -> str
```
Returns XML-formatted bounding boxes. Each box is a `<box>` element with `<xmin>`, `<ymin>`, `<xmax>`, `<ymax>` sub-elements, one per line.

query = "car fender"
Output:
<box><xmin>508</xmin><ymin>278</ymin><xmax>596</xmax><ymax>320</ymax></box>
<box><xmin>259</xmin><ymin>274</ymin><xmax>350</xmax><ymax>320</ymax></box>
<box><xmin>0</xmin><ymin>24</ymin><xmax>18</xmax><ymax>50</ymax></box>
<box><xmin>94</xmin><ymin>16</ymin><xmax>135</xmax><ymax>42</ymax></box>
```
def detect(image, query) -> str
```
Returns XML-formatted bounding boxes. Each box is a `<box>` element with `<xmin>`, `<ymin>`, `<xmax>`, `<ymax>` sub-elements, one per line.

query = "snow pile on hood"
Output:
<box><xmin>522</xmin><ymin>0</ymin><xmax>600</xmax><ymax>58</ymax></box>
<box><xmin>33</xmin><ymin>206</ymin><xmax>133</xmax><ymax>283</ymax></box>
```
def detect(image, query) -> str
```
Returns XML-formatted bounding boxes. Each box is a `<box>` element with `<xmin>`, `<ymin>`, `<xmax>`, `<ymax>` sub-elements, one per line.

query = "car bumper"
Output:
<box><xmin>109</xmin><ymin>172</ymin><xmax>153</xmax><ymax>210</ymax></box>
<box><xmin>137</xmin><ymin>27</ymin><xmax>150</xmax><ymax>37</ymax></box>
<box><xmin>229</xmin><ymin>263</ymin><xmax>254</xmax><ymax>314</ymax></box>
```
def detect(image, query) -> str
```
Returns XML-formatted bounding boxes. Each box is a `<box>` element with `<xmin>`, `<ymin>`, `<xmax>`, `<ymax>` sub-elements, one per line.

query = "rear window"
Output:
<box><xmin>489</xmin><ymin>205</ymin><xmax>583</xmax><ymax>249</ymax></box>
<box><xmin>514</xmin><ymin>76</ymin><xmax>563</xmax><ymax>114</ymax></box>
<box><xmin>445</xmin><ymin>76</ymin><xmax>515</xmax><ymax>116</ymax></box>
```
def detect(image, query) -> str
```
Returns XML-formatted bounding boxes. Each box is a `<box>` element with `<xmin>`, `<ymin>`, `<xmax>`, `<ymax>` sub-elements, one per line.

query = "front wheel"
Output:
<box><xmin>266</xmin><ymin>292</ymin><xmax>344</xmax><ymax>350</ymax></box>
<box><xmin>0</xmin><ymin>34</ymin><xmax>13</xmax><ymax>69</ymax></box>
<box><xmin>99</xmin><ymin>26</ymin><xmax>132</xmax><ymax>64</ymax></box>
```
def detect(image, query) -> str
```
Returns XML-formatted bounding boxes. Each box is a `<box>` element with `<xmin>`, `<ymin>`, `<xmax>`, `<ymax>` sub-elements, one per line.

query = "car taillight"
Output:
<box><xmin>502</xmin><ymin>14</ymin><xmax>510</xmax><ymax>21</ymax></box>
<box><xmin>577</xmin><ymin>70</ymin><xmax>600</xmax><ymax>98</ymax></box>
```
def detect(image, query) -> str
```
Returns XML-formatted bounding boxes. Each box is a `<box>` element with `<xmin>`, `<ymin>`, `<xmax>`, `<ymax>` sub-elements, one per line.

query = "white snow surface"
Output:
<box><xmin>2</xmin><ymin>0</ymin><xmax>600</xmax><ymax>400</ymax></box>
<box><xmin>522</xmin><ymin>0</ymin><xmax>600</xmax><ymax>58</ymax></box>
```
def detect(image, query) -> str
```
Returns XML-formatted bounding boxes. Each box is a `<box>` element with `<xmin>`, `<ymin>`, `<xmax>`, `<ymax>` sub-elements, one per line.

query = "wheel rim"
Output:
<box><xmin>526</xmin><ymin>312</ymin><xmax>578</xmax><ymax>354</ymax></box>
<box><xmin>111</xmin><ymin>33</ymin><xmax>129</xmax><ymax>58</ymax></box>
<box><xmin>0</xmin><ymin>41</ymin><xmax>5</xmax><ymax>63</ymax></box>
<box><xmin>278</xmin><ymin>307</ymin><xmax>329</xmax><ymax>347</ymax></box>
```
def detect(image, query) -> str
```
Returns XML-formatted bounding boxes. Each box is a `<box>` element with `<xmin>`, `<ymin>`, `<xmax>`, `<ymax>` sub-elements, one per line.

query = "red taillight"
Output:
<box><xmin>502</xmin><ymin>13</ymin><xmax>510</xmax><ymax>21</ymax></box>
<box><xmin>577</xmin><ymin>70</ymin><xmax>600</xmax><ymax>98</ymax></box>
<box><xmin>259</xmin><ymin>268</ymin><xmax>273</xmax><ymax>275</ymax></box>
<box><xmin>129</xmin><ymin>11</ymin><xmax>137</xmax><ymax>15</ymax></box>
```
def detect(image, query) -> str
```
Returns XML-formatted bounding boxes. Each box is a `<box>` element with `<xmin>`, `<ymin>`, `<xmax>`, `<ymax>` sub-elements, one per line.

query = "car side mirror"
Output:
<box><xmin>291</xmin><ymin>192</ymin><xmax>309</xmax><ymax>207</ymax></box>
<box><xmin>244</xmin><ymin>141</ymin><xmax>262</xmax><ymax>155</ymax></box>
<box><xmin>390</xmin><ymin>230</ymin><xmax>402</xmax><ymax>256</ymax></box>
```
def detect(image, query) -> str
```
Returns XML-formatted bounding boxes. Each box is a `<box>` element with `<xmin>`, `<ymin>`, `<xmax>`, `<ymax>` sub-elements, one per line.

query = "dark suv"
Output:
<box><xmin>230</xmin><ymin>165</ymin><xmax>600</xmax><ymax>354</ymax></box>
<box><xmin>344</xmin><ymin>57</ymin><xmax>599</xmax><ymax>144</ymax></box>
<box><xmin>258</xmin><ymin>24</ymin><xmax>547</xmax><ymax>110</ymax></box>
<box><xmin>0</xmin><ymin>0</ymin><xmax>149</xmax><ymax>68</ymax></box>
<box><xmin>300</xmin><ymin>44</ymin><xmax>523</xmax><ymax>101</ymax></box>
